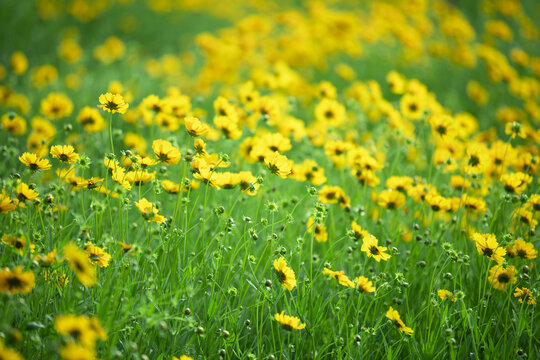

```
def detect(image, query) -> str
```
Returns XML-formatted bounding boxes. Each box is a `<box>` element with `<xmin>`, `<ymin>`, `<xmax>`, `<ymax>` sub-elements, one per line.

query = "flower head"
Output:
<box><xmin>64</xmin><ymin>242</ymin><xmax>97</xmax><ymax>287</ymax></box>
<box><xmin>152</xmin><ymin>139</ymin><xmax>181</xmax><ymax>165</ymax></box>
<box><xmin>361</xmin><ymin>235</ymin><xmax>391</xmax><ymax>262</ymax></box>
<box><xmin>488</xmin><ymin>265</ymin><xmax>517</xmax><ymax>291</ymax></box>
<box><xmin>0</xmin><ymin>266</ymin><xmax>36</xmax><ymax>294</ymax></box>
<box><xmin>472</xmin><ymin>232</ymin><xmax>506</xmax><ymax>264</ymax></box>
<box><xmin>98</xmin><ymin>92</ymin><xmax>129</xmax><ymax>114</ymax></box>
<box><xmin>508</xmin><ymin>239</ymin><xmax>537</xmax><ymax>259</ymax></box>
<box><xmin>19</xmin><ymin>152</ymin><xmax>51</xmax><ymax>171</ymax></box>
<box><xmin>185</xmin><ymin>116</ymin><xmax>209</xmax><ymax>137</ymax></box>
<box><xmin>16</xmin><ymin>182</ymin><xmax>39</xmax><ymax>203</ymax></box>
<box><xmin>377</xmin><ymin>190</ymin><xmax>405</xmax><ymax>210</ymax></box>
<box><xmin>386</xmin><ymin>306</ymin><xmax>413</xmax><ymax>335</ymax></box>
<box><xmin>274</xmin><ymin>311</ymin><xmax>306</xmax><ymax>330</ymax></box>
<box><xmin>51</xmin><ymin>145</ymin><xmax>79</xmax><ymax>163</ymax></box>
<box><xmin>135</xmin><ymin>198</ymin><xmax>166</xmax><ymax>223</ymax></box>
<box><xmin>322</xmin><ymin>267</ymin><xmax>356</xmax><ymax>287</ymax></box>
<box><xmin>85</xmin><ymin>243</ymin><xmax>111</xmax><ymax>268</ymax></box>
<box><xmin>355</xmin><ymin>276</ymin><xmax>375</xmax><ymax>293</ymax></box>
<box><xmin>264</xmin><ymin>151</ymin><xmax>292</xmax><ymax>179</ymax></box>
<box><xmin>437</xmin><ymin>289</ymin><xmax>457</xmax><ymax>302</ymax></box>
<box><xmin>513</xmin><ymin>287</ymin><xmax>536</xmax><ymax>305</ymax></box>
<box><xmin>0</xmin><ymin>189</ymin><xmax>17</xmax><ymax>213</ymax></box>
<box><xmin>273</xmin><ymin>257</ymin><xmax>296</xmax><ymax>291</ymax></box>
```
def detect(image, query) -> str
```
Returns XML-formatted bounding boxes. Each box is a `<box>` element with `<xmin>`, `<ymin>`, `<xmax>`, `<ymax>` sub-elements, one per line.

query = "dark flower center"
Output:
<box><xmin>497</xmin><ymin>273</ymin><xmax>510</xmax><ymax>283</ymax></box>
<box><xmin>468</xmin><ymin>155</ymin><xmax>480</xmax><ymax>167</ymax></box>
<box><xmin>107</xmin><ymin>101</ymin><xmax>119</xmax><ymax>110</ymax></box>
<box><xmin>369</xmin><ymin>246</ymin><xmax>380</xmax><ymax>255</ymax></box>
<box><xmin>7</xmin><ymin>276</ymin><xmax>23</xmax><ymax>288</ymax></box>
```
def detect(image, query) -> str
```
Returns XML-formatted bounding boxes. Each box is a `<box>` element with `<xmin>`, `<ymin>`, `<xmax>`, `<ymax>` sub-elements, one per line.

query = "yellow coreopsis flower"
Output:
<box><xmin>98</xmin><ymin>92</ymin><xmax>129</xmax><ymax>114</ymax></box>
<box><xmin>64</xmin><ymin>242</ymin><xmax>97</xmax><ymax>287</ymax></box>
<box><xmin>152</xmin><ymin>139</ymin><xmax>181</xmax><ymax>165</ymax></box>
<box><xmin>355</xmin><ymin>276</ymin><xmax>375</xmax><ymax>293</ymax></box>
<box><xmin>361</xmin><ymin>235</ymin><xmax>391</xmax><ymax>262</ymax></box>
<box><xmin>488</xmin><ymin>265</ymin><xmax>517</xmax><ymax>291</ymax></box>
<box><xmin>264</xmin><ymin>151</ymin><xmax>292</xmax><ymax>178</ymax></box>
<box><xmin>273</xmin><ymin>257</ymin><xmax>296</xmax><ymax>291</ymax></box>
<box><xmin>85</xmin><ymin>243</ymin><xmax>111</xmax><ymax>268</ymax></box>
<box><xmin>50</xmin><ymin>145</ymin><xmax>79</xmax><ymax>163</ymax></box>
<box><xmin>274</xmin><ymin>311</ymin><xmax>306</xmax><ymax>330</ymax></box>
<box><xmin>19</xmin><ymin>152</ymin><xmax>51</xmax><ymax>171</ymax></box>
<box><xmin>0</xmin><ymin>266</ymin><xmax>36</xmax><ymax>294</ymax></box>
<box><xmin>322</xmin><ymin>267</ymin><xmax>356</xmax><ymax>288</ymax></box>
<box><xmin>513</xmin><ymin>288</ymin><xmax>536</xmax><ymax>305</ymax></box>
<box><xmin>386</xmin><ymin>306</ymin><xmax>413</xmax><ymax>335</ymax></box>
<box><xmin>185</xmin><ymin>116</ymin><xmax>209</xmax><ymax>137</ymax></box>
<box><xmin>472</xmin><ymin>232</ymin><xmax>506</xmax><ymax>264</ymax></box>
<box><xmin>437</xmin><ymin>289</ymin><xmax>457</xmax><ymax>302</ymax></box>
<box><xmin>135</xmin><ymin>198</ymin><xmax>166</xmax><ymax>223</ymax></box>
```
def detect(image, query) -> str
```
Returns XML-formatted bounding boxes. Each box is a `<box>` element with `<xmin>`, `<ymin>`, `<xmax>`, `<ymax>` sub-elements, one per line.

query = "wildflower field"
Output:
<box><xmin>1</xmin><ymin>0</ymin><xmax>540</xmax><ymax>359</ymax></box>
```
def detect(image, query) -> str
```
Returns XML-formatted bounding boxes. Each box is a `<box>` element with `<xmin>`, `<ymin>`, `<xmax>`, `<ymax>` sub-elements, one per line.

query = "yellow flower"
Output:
<box><xmin>185</xmin><ymin>116</ymin><xmax>209</xmax><ymax>137</ymax></box>
<box><xmin>274</xmin><ymin>311</ymin><xmax>306</xmax><ymax>330</ymax></box>
<box><xmin>55</xmin><ymin>314</ymin><xmax>97</xmax><ymax>347</ymax></box>
<box><xmin>173</xmin><ymin>355</ymin><xmax>194</xmax><ymax>360</ymax></box>
<box><xmin>98</xmin><ymin>92</ymin><xmax>129</xmax><ymax>114</ymax></box>
<box><xmin>500</xmin><ymin>172</ymin><xmax>532</xmax><ymax>194</ymax></box>
<box><xmin>0</xmin><ymin>189</ymin><xmax>17</xmax><ymax>213</ymax></box>
<box><xmin>0</xmin><ymin>338</ymin><xmax>24</xmax><ymax>360</ymax></box>
<box><xmin>50</xmin><ymin>145</ymin><xmax>79</xmax><ymax>163</ymax></box>
<box><xmin>16</xmin><ymin>182</ymin><xmax>39</xmax><ymax>203</ymax></box>
<box><xmin>488</xmin><ymin>265</ymin><xmax>517</xmax><ymax>291</ymax></box>
<box><xmin>505</xmin><ymin>121</ymin><xmax>526</xmax><ymax>139</ymax></box>
<box><xmin>377</xmin><ymin>190</ymin><xmax>405</xmax><ymax>210</ymax></box>
<box><xmin>314</xmin><ymin>98</ymin><xmax>346</xmax><ymax>126</ymax></box>
<box><xmin>472</xmin><ymin>232</ymin><xmax>506</xmax><ymax>264</ymax></box>
<box><xmin>0</xmin><ymin>266</ymin><xmax>36</xmax><ymax>294</ymax></box>
<box><xmin>322</xmin><ymin>267</ymin><xmax>356</xmax><ymax>288</ymax></box>
<box><xmin>64</xmin><ymin>242</ymin><xmax>97</xmax><ymax>287</ymax></box>
<box><xmin>59</xmin><ymin>342</ymin><xmax>96</xmax><ymax>360</ymax></box>
<box><xmin>10</xmin><ymin>51</ymin><xmax>28</xmax><ymax>75</ymax></box>
<box><xmin>214</xmin><ymin>115</ymin><xmax>242</xmax><ymax>139</ymax></box>
<box><xmin>400</xmin><ymin>93</ymin><xmax>425</xmax><ymax>120</ymax></box>
<box><xmin>355</xmin><ymin>276</ymin><xmax>375</xmax><ymax>293</ymax></box>
<box><xmin>508</xmin><ymin>239</ymin><xmax>537</xmax><ymax>259</ymax></box>
<box><xmin>464</xmin><ymin>144</ymin><xmax>489</xmax><ymax>174</ymax></box>
<box><xmin>19</xmin><ymin>152</ymin><xmax>51</xmax><ymax>171</ymax></box>
<box><xmin>318</xmin><ymin>185</ymin><xmax>350</xmax><ymax>208</ymax></box>
<box><xmin>351</xmin><ymin>221</ymin><xmax>371</xmax><ymax>242</ymax></box>
<box><xmin>386</xmin><ymin>306</ymin><xmax>413</xmax><ymax>335</ymax></box>
<box><xmin>2</xmin><ymin>113</ymin><xmax>27</xmax><ymax>135</ymax></box>
<box><xmin>135</xmin><ymin>198</ymin><xmax>166</xmax><ymax>223</ymax></box>
<box><xmin>2</xmin><ymin>234</ymin><xmax>34</xmax><ymax>255</ymax></box>
<box><xmin>85</xmin><ymin>243</ymin><xmax>111</xmax><ymax>268</ymax></box>
<box><xmin>264</xmin><ymin>151</ymin><xmax>292</xmax><ymax>179</ymax></box>
<box><xmin>437</xmin><ymin>289</ymin><xmax>457</xmax><ymax>302</ymax></box>
<box><xmin>77</xmin><ymin>106</ymin><xmax>107</xmax><ymax>132</ymax></box>
<box><xmin>40</xmin><ymin>92</ymin><xmax>73</xmax><ymax>119</ymax></box>
<box><xmin>513</xmin><ymin>288</ymin><xmax>536</xmax><ymax>305</ymax></box>
<box><xmin>361</xmin><ymin>235</ymin><xmax>391</xmax><ymax>262</ymax></box>
<box><xmin>152</xmin><ymin>139</ymin><xmax>181</xmax><ymax>165</ymax></box>
<box><xmin>119</xmin><ymin>241</ymin><xmax>134</xmax><ymax>254</ymax></box>
<box><xmin>307</xmin><ymin>217</ymin><xmax>328</xmax><ymax>242</ymax></box>
<box><xmin>273</xmin><ymin>257</ymin><xmax>296</xmax><ymax>291</ymax></box>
